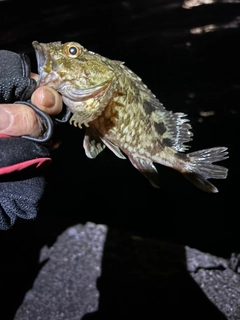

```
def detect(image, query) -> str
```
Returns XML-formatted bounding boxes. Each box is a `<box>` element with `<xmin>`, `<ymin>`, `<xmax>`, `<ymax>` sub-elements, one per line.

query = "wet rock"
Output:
<box><xmin>14</xmin><ymin>223</ymin><xmax>240</xmax><ymax>320</ymax></box>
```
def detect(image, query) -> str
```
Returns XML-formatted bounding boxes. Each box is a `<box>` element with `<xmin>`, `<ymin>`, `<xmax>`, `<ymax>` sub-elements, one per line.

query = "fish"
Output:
<box><xmin>32</xmin><ymin>40</ymin><xmax>229</xmax><ymax>193</ymax></box>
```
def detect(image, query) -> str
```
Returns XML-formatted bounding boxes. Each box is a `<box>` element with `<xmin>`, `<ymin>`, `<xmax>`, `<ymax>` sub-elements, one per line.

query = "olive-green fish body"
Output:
<box><xmin>33</xmin><ymin>41</ymin><xmax>229</xmax><ymax>192</ymax></box>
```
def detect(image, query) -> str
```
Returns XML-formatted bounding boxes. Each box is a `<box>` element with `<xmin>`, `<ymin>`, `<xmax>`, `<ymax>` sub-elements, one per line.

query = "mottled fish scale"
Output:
<box><xmin>116</xmin><ymin>63</ymin><xmax>193</xmax><ymax>152</ymax></box>
<box><xmin>94</xmin><ymin>93</ymin><xmax>156</xmax><ymax>156</ymax></box>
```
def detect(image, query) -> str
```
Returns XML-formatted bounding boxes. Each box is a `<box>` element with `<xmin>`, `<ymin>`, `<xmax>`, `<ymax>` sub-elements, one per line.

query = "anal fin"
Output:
<box><xmin>100</xmin><ymin>137</ymin><xmax>126</xmax><ymax>159</ymax></box>
<box><xmin>128</xmin><ymin>156</ymin><xmax>159</xmax><ymax>188</ymax></box>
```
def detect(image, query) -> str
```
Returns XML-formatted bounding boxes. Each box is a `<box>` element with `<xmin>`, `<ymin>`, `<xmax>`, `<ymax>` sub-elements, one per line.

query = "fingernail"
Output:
<box><xmin>0</xmin><ymin>108</ymin><xmax>11</xmax><ymax>130</ymax></box>
<box><xmin>42</xmin><ymin>88</ymin><xmax>56</xmax><ymax>108</ymax></box>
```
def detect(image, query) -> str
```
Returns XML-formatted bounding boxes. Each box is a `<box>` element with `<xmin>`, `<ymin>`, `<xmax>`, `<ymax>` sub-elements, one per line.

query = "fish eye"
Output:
<box><xmin>64</xmin><ymin>43</ymin><xmax>82</xmax><ymax>58</ymax></box>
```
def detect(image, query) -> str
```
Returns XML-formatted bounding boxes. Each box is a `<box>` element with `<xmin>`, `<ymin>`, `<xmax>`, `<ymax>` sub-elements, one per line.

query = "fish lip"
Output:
<box><xmin>32</xmin><ymin>41</ymin><xmax>47</xmax><ymax>86</ymax></box>
<box><xmin>61</xmin><ymin>79</ymin><xmax>112</xmax><ymax>102</ymax></box>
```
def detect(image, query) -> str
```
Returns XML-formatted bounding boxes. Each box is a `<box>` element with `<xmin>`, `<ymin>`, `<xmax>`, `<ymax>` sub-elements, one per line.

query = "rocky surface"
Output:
<box><xmin>11</xmin><ymin>223</ymin><xmax>240</xmax><ymax>320</ymax></box>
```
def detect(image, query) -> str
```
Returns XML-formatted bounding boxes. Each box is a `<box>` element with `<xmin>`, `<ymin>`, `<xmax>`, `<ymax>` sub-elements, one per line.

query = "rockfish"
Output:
<box><xmin>32</xmin><ymin>41</ymin><xmax>228</xmax><ymax>192</ymax></box>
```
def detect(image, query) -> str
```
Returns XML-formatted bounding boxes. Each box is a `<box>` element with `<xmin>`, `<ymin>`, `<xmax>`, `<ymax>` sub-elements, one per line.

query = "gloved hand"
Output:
<box><xmin>0</xmin><ymin>49</ymin><xmax>54</xmax><ymax>230</ymax></box>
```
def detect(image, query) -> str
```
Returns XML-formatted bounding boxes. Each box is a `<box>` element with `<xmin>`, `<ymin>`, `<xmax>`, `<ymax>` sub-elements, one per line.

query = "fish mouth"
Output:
<box><xmin>32</xmin><ymin>41</ymin><xmax>47</xmax><ymax>86</ymax></box>
<box><xmin>32</xmin><ymin>41</ymin><xmax>45</xmax><ymax>71</ymax></box>
<box><xmin>32</xmin><ymin>41</ymin><xmax>62</xmax><ymax>87</ymax></box>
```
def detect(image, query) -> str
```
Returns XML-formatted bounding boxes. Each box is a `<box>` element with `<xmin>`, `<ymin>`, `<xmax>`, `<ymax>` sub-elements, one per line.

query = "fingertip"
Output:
<box><xmin>31</xmin><ymin>86</ymin><xmax>63</xmax><ymax>115</ymax></box>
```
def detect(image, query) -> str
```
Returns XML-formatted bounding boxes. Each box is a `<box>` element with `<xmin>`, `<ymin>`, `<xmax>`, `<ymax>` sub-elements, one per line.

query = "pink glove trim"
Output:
<box><xmin>0</xmin><ymin>134</ymin><xmax>11</xmax><ymax>138</ymax></box>
<box><xmin>0</xmin><ymin>158</ymin><xmax>52</xmax><ymax>175</ymax></box>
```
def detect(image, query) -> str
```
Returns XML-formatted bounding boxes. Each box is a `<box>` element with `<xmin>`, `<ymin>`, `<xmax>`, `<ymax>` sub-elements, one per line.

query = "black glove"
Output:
<box><xmin>0</xmin><ymin>49</ymin><xmax>53</xmax><ymax>230</ymax></box>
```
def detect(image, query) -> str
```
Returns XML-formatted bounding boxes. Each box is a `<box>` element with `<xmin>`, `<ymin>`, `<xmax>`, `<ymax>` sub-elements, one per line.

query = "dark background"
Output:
<box><xmin>0</xmin><ymin>0</ymin><xmax>240</xmax><ymax>319</ymax></box>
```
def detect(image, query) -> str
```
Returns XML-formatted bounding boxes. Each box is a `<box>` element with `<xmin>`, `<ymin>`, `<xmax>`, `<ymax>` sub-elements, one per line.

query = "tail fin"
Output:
<box><xmin>183</xmin><ymin>147</ymin><xmax>229</xmax><ymax>193</ymax></box>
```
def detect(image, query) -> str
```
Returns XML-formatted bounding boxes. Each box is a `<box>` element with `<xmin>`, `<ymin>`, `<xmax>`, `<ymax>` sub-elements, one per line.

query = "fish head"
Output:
<box><xmin>32</xmin><ymin>41</ymin><xmax>115</xmax><ymax>102</ymax></box>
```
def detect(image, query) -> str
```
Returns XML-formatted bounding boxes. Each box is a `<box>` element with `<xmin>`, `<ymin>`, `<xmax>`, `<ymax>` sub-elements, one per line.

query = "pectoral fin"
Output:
<box><xmin>128</xmin><ymin>156</ymin><xmax>159</xmax><ymax>188</ymax></box>
<box><xmin>83</xmin><ymin>128</ymin><xmax>126</xmax><ymax>160</ymax></box>
<box><xmin>83</xmin><ymin>127</ymin><xmax>106</xmax><ymax>158</ymax></box>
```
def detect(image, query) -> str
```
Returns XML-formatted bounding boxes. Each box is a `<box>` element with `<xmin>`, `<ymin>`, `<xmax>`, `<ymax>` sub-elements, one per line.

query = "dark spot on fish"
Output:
<box><xmin>143</xmin><ymin>100</ymin><xmax>153</xmax><ymax>115</ymax></box>
<box><xmin>154</xmin><ymin>122</ymin><xmax>167</xmax><ymax>135</ymax></box>
<box><xmin>162</xmin><ymin>137</ymin><xmax>173</xmax><ymax>147</ymax></box>
<box><xmin>175</xmin><ymin>152</ymin><xmax>187</xmax><ymax>160</ymax></box>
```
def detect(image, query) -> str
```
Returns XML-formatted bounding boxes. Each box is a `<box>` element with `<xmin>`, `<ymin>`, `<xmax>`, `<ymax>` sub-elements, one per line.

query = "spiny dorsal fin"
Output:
<box><xmin>143</xmin><ymin>96</ymin><xmax>193</xmax><ymax>152</ymax></box>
